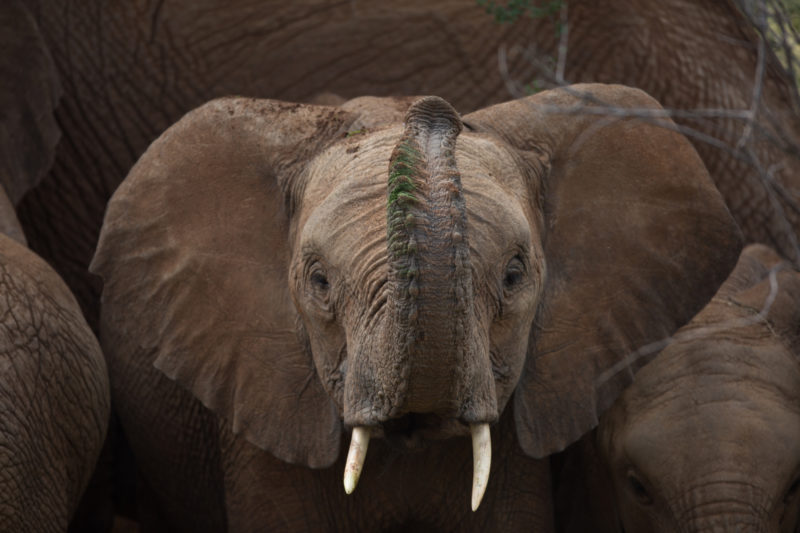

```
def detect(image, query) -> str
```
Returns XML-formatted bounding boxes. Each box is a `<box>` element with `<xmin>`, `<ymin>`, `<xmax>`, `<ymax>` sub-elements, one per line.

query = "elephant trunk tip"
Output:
<box><xmin>404</xmin><ymin>96</ymin><xmax>464</xmax><ymax>139</ymax></box>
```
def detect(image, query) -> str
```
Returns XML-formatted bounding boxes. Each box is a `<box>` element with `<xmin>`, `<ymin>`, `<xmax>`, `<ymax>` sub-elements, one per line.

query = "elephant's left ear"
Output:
<box><xmin>91</xmin><ymin>97</ymin><xmax>359</xmax><ymax>468</ymax></box>
<box><xmin>466</xmin><ymin>84</ymin><xmax>744</xmax><ymax>457</ymax></box>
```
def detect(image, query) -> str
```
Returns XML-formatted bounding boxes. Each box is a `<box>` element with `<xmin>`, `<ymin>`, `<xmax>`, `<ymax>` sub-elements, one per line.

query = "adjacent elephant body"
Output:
<box><xmin>554</xmin><ymin>0</ymin><xmax>800</xmax><ymax>264</ymax></box>
<box><xmin>0</xmin><ymin>231</ymin><xmax>110</xmax><ymax>532</ymax></box>
<box><xmin>562</xmin><ymin>244</ymin><xmax>800</xmax><ymax>532</ymax></box>
<box><xmin>0</xmin><ymin>4</ymin><xmax>110</xmax><ymax>529</ymax></box>
<box><xmin>3</xmin><ymin>0</ymin><xmax>797</xmax><ymax>336</ymax></box>
<box><xmin>91</xmin><ymin>85</ymin><xmax>742</xmax><ymax>530</ymax></box>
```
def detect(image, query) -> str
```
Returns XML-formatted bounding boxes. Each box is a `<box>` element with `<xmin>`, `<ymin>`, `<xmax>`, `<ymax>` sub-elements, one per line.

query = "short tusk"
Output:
<box><xmin>344</xmin><ymin>426</ymin><xmax>371</xmax><ymax>494</ymax></box>
<box><xmin>470</xmin><ymin>423</ymin><xmax>491</xmax><ymax>511</ymax></box>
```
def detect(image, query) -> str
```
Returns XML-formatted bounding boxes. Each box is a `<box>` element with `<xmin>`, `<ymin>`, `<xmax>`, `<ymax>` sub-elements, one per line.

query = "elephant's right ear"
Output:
<box><xmin>91</xmin><ymin>97</ymin><xmax>358</xmax><ymax>468</ymax></box>
<box><xmin>725</xmin><ymin>244</ymin><xmax>800</xmax><ymax>350</ymax></box>
<box><xmin>466</xmin><ymin>84</ymin><xmax>743</xmax><ymax>457</ymax></box>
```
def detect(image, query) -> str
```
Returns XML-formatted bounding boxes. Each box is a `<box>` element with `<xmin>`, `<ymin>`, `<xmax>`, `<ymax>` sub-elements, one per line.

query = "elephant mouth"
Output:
<box><xmin>343</xmin><ymin>415</ymin><xmax>492</xmax><ymax>512</ymax></box>
<box><xmin>375</xmin><ymin>413</ymin><xmax>470</xmax><ymax>451</ymax></box>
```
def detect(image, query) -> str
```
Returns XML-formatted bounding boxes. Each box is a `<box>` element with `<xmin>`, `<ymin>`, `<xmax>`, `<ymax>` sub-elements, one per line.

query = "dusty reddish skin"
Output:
<box><xmin>91</xmin><ymin>86</ymin><xmax>741</xmax><ymax>530</ymax></box>
<box><xmin>2</xmin><ymin>1</ymin><xmax>783</xmax><ymax>530</ymax></box>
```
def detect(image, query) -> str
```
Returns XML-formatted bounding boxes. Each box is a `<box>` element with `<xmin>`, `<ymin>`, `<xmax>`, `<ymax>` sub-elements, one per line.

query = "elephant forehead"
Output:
<box><xmin>613</xmin><ymin>338</ymin><xmax>800</xmax><ymax>482</ymax></box>
<box><xmin>455</xmin><ymin>133</ymin><xmax>531</xmax><ymax>195</ymax></box>
<box><xmin>457</xmin><ymin>134</ymin><xmax>536</xmax><ymax>258</ymax></box>
<box><xmin>302</xmin><ymin>177</ymin><xmax>387</xmax><ymax>272</ymax></box>
<box><xmin>299</xmin><ymin>129</ymin><xmax>397</xmax><ymax>272</ymax></box>
<box><xmin>619</xmin><ymin>388</ymin><xmax>800</xmax><ymax>494</ymax></box>
<box><xmin>299</xmin><ymin>130</ymin><xmax>534</xmax><ymax>271</ymax></box>
<box><xmin>624</xmin><ymin>336</ymin><xmax>800</xmax><ymax>414</ymax></box>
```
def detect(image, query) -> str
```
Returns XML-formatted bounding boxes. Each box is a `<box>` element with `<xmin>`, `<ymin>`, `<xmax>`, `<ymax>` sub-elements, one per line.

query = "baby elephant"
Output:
<box><xmin>594</xmin><ymin>244</ymin><xmax>800</xmax><ymax>532</ymax></box>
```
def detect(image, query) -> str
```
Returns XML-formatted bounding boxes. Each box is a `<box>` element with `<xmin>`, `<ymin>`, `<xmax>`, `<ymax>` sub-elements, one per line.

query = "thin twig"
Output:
<box><xmin>594</xmin><ymin>265</ymin><xmax>784</xmax><ymax>388</ymax></box>
<box><xmin>737</xmin><ymin>0</ymin><xmax>768</xmax><ymax>151</ymax></box>
<box><xmin>555</xmin><ymin>2</ymin><xmax>568</xmax><ymax>84</ymax></box>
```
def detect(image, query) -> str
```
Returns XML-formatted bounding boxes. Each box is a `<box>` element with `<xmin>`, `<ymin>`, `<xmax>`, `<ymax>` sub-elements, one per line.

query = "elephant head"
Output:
<box><xmin>90</xmin><ymin>84</ymin><xmax>741</xmax><ymax>509</ymax></box>
<box><xmin>596</xmin><ymin>244</ymin><xmax>800</xmax><ymax>532</ymax></box>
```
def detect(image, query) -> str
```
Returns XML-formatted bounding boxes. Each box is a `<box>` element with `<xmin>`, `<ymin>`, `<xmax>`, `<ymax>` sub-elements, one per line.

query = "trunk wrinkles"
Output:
<box><xmin>385</xmin><ymin>96</ymin><xmax>475</xmax><ymax>416</ymax></box>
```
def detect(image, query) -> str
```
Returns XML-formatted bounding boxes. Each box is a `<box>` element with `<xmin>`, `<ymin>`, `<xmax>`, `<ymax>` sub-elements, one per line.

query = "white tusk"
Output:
<box><xmin>343</xmin><ymin>426</ymin><xmax>371</xmax><ymax>494</ymax></box>
<box><xmin>470</xmin><ymin>423</ymin><xmax>491</xmax><ymax>511</ymax></box>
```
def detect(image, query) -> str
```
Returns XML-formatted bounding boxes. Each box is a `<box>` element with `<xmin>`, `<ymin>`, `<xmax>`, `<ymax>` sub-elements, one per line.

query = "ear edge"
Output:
<box><xmin>487</xmin><ymin>84</ymin><xmax>744</xmax><ymax>457</ymax></box>
<box><xmin>93</xmin><ymin>96</ymin><xmax>356</xmax><ymax>468</ymax></box>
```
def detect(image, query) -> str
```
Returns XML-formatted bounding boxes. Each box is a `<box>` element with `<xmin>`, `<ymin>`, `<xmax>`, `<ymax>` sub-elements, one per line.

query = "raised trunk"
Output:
<box><xmin>385</xmin><ymin>96</ymin><xmax>480</xmax><ymax>416</ymax></box>
<box><xmin>343</xmin><ymin>96</ymin><xmax>496</xmax><ymax>427</ymax></box>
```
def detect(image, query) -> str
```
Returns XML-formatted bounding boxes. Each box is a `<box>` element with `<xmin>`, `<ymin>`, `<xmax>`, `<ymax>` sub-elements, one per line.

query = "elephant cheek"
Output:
<box><xmin>304</xmin><ymin>321</ymin><xmax>348</xmax><ymax>412</ymax></box>
<box><xmin>340</xmin><ymin>326</ymin><xmax>401</xmax><ymax>424</ymax></box>
<box><xmin>490</xmin><ymin>320</ymin><xmax>534</xmax><ymax>414</ymax></box>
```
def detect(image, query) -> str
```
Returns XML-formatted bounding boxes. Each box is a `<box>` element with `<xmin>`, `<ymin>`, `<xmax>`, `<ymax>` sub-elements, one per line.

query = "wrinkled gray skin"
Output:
<box><xmin>91</xmin><ymin>86</ymin><xmax>742</xmax><ymax>531</ymax></box>
<box><xmin>0</xmin><ymin>230</ymin><xmax>110</xmax><ymax>533</ymax></box>
<box><xmin>0</xmin><ymin>5</ymin><xmax>110</xmax><ymax>530</ymax></box>
<box><xmin>559</xmin><ymin>244</ymin><xmax>800</xmax><ymax>532</ymax></box>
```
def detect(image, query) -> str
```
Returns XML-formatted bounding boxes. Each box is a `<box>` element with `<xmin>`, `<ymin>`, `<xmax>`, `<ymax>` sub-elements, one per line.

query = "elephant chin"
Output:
<box><xmin>376</xmin><ymin>413</ymin><xmax>472</xmax><ymax>448</ymax></box>
<box><xmin>343</xmin><ymin>421</ymin><xmax>492</xmax><ymax>512</ymax></box>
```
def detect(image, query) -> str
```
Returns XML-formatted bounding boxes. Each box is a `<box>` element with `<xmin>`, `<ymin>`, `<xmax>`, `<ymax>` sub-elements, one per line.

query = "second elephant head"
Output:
<box><xmin>91</xmin><ymin>84</ymin><xmax>742</xmax><ymax>501</ymax></box>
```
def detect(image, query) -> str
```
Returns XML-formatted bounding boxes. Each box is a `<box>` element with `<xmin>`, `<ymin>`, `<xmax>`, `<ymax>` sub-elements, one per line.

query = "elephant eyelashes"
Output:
<box><xmin>626</xmin><ymin>472</ymin><xmax>653</xmax><ymax>506</ymax></box>
<box><xmin>306</xmin><ymin>262</ymin><xmax>333</xmax><ymax>313</ymax></box>
<box><xmin>502</xmin><ymin>255</ymin><xmax>526</xmax><ymax>292</ymax></box>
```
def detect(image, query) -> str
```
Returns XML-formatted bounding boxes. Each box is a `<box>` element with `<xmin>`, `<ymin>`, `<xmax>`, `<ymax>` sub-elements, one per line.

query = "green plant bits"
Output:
<box><xmin>387</xmin><ymin>138</ymin><xmax>425</xmax><ymax>262</ymax></box>
<box><xmin>476</xmin><ymin>0</ymin><xmax>564</xmax><ymax>24</ymax></box>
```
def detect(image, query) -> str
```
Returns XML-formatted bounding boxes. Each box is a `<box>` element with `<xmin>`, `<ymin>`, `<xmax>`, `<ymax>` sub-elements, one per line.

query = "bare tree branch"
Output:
<box><xmin>488</xmin><ymin>0</ymin><xmax>800</xmax><ymax>385</ymax></box>
<box><xmin>594</xmin><ymin>263</ymin><xmax>785</xmax><ymax>389</ymax></box>
<box><xmin>555</xmin><ymin>1</ymin><xmax>568</xmax><ymax>84</ymax></box>
<box><xmin>737</xmin><ymin>0</ymin><xmax>767</xmax><ymax>151</ymax></box>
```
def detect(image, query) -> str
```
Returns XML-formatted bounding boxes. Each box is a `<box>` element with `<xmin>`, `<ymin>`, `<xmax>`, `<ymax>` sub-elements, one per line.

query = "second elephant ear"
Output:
<box><xmin>466</xmin><ymin>84</ymin><xmax>743</xmax><ymax>457</ymax></box>
<box><xmin>0</xmin><ymin>0</ymin><xmax>61</xmax><ymax>204</ymax></box>
<box><xmin>726</xmin><ymin>244</ymin><xmax>800</xmax><ymax>351</ymax></box>
<box><xmin>91</xmin><ymin>98</ymin><xmax>359</xmax><ymax>468</ymax></box>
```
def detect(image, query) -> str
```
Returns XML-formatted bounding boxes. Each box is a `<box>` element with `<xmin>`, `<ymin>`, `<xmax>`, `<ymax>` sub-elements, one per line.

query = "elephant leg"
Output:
<box><xmin>103</xmin><ymin>322</ymin><xmax>227</xmax><ymax>532</ymax></box>
<box><xmin>0</xmin><ymin>234</ymin><xmax>109</xmax><ymax>532</ymax></box>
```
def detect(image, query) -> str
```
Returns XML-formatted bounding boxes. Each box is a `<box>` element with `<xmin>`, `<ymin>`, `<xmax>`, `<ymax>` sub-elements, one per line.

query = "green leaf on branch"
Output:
<box><xmin>476</xmin><ymin>0</ymin><xmax>564</xmax><ymax>24</ymax></box>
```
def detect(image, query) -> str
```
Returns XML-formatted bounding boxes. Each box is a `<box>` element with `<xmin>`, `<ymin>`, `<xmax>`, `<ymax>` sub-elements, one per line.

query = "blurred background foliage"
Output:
<box><xmin>740</xmin><ymin>0</ymin><xmax>800</xmax><ymax>87</ymax></box>
<box><xmin>787</xmin><ymin>0</ymin><xmax>800</xmax><ymax>26</ymax></box>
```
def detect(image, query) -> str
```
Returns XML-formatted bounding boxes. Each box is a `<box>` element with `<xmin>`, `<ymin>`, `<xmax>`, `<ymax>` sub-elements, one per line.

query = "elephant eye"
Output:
<box><xmin>303</xmin><ymin>261</ymin><xmax>334</xmax><ymax>319</ymax></box>
<box><xmin>311</xmin><ymin>270</ymin><xmax>330</xmax><ymax>291</ymax></box>
<box><xmin>307</xmin><ymin>261</ymin><xmax>332</xmax><ymax>305</ymax></box>
<box><xmin>626</xmin><ymin>472</ymin><xmax>653</xmax><ymax>506</ymax></box>
<box><xmin>503</xmin><ymin>255</ymin><xmax>526</xmax><ymax>292</ymax></box>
